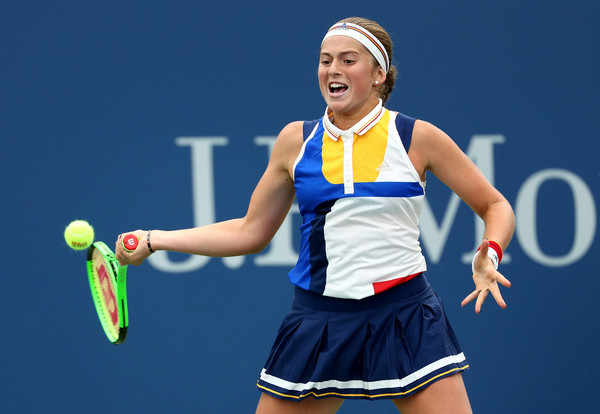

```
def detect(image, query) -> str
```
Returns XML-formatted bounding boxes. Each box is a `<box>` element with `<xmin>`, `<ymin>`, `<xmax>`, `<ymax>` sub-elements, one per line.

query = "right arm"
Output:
<box><xmin>116</xmin><ymin>121</ymin><xmax>304</xmax><ymax>265</ymax></box>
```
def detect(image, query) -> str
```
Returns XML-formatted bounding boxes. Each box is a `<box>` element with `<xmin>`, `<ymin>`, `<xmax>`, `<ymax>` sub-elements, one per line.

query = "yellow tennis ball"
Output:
<box><xmin>64</xmin><ymin>220</ymin><xmax>95</xmax><ymax>250</ymax></box>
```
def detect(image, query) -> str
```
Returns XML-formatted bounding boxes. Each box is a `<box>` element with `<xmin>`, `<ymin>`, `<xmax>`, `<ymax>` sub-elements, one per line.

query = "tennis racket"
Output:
<box><xmin>86</xmin><ymin>234</ymin><xmax>138</xmax><ymax>345</ymax></box>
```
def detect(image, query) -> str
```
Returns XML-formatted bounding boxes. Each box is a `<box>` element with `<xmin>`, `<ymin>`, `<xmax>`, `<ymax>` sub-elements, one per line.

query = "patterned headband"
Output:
<box><xmin>322</xmin><ymin>22</ymin><xmax>389</xmax><ymax>73</ymax></box>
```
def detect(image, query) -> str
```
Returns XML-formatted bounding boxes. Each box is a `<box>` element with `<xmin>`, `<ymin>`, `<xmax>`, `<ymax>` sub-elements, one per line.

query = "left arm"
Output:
<box><xmin>409</xmin><ymin>120</ymin><xmax>515</xmax><ymax>312</ymax></box>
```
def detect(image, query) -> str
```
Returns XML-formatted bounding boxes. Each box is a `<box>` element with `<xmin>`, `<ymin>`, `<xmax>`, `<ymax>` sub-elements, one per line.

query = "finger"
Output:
<box><xmin>495</xmin><ymin>272</ymin><xmax>512</xmax><ymax>288</ymax></box>
<box><xmin>475</xmin><ymin>289</ymin><xmax>489</xmax><ymax>314</ymax></box>
<box><xmin>461</xmin><ymin>290</ymin><xmax>480</xmax><ymax>307</ymax></box>
<box><xmin>489</xmin><ymin>283</ymin><xmax>508</xmax><ymax>309</ymax></box>
<box><xmin>115</xmin><ymin>247</ymin><xmax>126</xmax><ymax>263</ymax></box>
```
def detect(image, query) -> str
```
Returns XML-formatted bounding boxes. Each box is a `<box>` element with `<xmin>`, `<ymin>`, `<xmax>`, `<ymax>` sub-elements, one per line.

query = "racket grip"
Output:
<box><xmin>122</xmin><ymin>234</ymin><xmax>139</xmax><ymax>252</ymax></box>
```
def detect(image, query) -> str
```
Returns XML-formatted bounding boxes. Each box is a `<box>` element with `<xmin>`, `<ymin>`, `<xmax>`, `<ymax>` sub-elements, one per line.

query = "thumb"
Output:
<box><xmin>479</xmin><ymin>238</ymin><xmax>490</xmax><ymax>257</ymax></box>
<box><xmin>472</xmin><ymin>238</ymin><xmax>490</xmax><ymax>273</ymax></box>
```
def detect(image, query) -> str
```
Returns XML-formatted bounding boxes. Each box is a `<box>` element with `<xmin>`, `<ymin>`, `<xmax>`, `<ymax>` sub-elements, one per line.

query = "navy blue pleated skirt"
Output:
<box><xmin>257</xmin><ymin>273</ymin><xmax>468</xmax><ymax>401</ymax></box>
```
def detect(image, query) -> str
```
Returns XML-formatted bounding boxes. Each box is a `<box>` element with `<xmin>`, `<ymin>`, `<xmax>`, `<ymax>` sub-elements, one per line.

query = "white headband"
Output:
<box><xmin>322</xmin><ymin>22</ymin><xmax>389</xmax><ymax>73</ymax></box>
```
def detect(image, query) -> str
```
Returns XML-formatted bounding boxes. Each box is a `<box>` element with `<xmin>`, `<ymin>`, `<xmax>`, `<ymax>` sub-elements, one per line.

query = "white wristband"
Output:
<box><xmin>471</xmin><ymin>247</ymin><xmax>499</xmax><ymax>272</ymax></box>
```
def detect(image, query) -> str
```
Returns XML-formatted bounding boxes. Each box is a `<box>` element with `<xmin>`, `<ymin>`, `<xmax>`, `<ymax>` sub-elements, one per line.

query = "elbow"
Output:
<box><xmin>239</xmin><ymin>222</ymin><xmax>275</xmax><ymax>255</ymax></box>
<box><xmin>483</xmin><ymin>198</ymin><xmax>516</xmax><ymax>238</ymax></box>
<box><xmin>502</xmin><ymin>198</ymin><xmax>516</xmax><ymax>229</ymax></box>
<box><xmin>245</xmin><ymin>241</ymin><xmax>270</xmax><ymax>256</ymax></box>
<box><xmin>251</xmin><ymin>231</ymin><xmax>279</xmax><ymax>255</ymax></box>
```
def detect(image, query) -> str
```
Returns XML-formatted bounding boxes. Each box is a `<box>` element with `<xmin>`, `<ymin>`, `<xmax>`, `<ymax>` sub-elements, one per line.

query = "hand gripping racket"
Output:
<box><xmin>86</xmin><ymin>234</ymin><xmax>138</xmax><ymax>345</ymax></box>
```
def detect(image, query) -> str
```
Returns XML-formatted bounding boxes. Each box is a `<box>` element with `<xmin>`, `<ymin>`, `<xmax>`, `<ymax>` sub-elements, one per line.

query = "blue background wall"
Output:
<box><xmin>1</xmin><ymin>1</ymin><xmax>598</xmax><ymax>412</ymax></box>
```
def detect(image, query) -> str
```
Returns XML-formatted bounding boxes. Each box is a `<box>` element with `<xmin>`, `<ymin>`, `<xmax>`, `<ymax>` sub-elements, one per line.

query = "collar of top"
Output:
<box><xmin>323</xmin><ymin>99</ymin><xmax>385</xmax><ymax>141</ymax></box>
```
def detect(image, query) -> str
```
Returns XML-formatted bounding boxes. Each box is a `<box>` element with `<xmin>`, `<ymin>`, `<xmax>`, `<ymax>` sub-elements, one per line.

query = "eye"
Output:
<box><xmin>343</xmin><ymin>59</ymin><xmax>355</xmax><ymax>65</ymax></box>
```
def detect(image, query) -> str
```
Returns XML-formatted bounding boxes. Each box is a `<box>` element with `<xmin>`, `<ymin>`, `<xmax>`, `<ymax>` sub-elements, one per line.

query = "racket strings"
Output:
<box><xmin>90</xmin><ymin>249</ymin><xmax>121</xmax><ymax>341</ymax></box>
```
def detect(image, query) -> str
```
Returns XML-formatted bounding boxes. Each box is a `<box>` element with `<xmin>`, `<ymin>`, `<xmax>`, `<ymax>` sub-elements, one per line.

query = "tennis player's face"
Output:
<box><xmin>319</xmin><ymin>36</ymin><xmax>384</xmax><ymax>120</ymax></box>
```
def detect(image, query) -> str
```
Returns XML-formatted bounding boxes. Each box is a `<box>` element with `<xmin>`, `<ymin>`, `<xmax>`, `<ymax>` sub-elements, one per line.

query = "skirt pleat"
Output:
<box><xmin>257</xmin><ymin>274</ymin><xmax>469</xmax><ymax>401</ymax></box>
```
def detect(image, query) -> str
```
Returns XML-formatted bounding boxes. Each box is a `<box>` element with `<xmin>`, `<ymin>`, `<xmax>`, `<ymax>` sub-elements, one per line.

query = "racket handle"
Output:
<box><xmin>122</xmin><ymin>234</ymin><xmax>139</xmax><ymax>252</ymax></box>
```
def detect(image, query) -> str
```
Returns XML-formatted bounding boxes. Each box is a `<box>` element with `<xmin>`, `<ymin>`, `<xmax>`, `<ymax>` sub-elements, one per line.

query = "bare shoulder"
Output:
<box><xmin>411</xmin><ymin>119</ymin><xmax>466</xmax><ymax>175</ymax></box>
<box><xmin>412</xmin><ymin>119</ymin><xmax>454</xmax><ymax>148</ymax></box>
<box><xmin>277</xmin><ymin>121</ymin><xmax>304</xmax><ymax>145</ymax></box>
<box><xmin>271</xmin><ymin>121</ymin><xmax>306</xmax><ymax>174</ymax></box>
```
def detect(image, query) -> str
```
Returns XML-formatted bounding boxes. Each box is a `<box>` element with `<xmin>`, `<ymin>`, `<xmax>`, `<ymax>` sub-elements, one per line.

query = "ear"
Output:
<box><xmin>373</xmin><ymin>66</ymin><xmax>386</xmax><ymax>86</ymax></box>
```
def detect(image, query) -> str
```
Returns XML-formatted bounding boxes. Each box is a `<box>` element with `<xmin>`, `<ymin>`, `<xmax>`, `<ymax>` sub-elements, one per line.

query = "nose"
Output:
<box><xmin>328</xmin><ymin>59</ymin><xmax>341</xmax><ymax>76</ymax></box>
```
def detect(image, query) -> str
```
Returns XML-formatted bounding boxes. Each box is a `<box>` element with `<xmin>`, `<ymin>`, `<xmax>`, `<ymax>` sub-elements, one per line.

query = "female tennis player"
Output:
<box><xmin>116</xmin><ymin>17</ymin><xmax>515</xmax><ymax>414</ymax></box>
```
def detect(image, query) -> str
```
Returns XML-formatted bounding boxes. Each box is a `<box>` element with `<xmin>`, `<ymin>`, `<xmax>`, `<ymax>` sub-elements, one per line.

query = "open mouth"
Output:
<box><xmin>329</xmin><ymin>82</ymin><xmax>348</xmax><ymax>96</ymax></box>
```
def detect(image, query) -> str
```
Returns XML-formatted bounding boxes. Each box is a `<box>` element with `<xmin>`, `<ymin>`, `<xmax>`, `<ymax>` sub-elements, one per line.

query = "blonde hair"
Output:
<box><xmin>337</xmin><ymin>17</ymin><xmax>397</xmax><ymax>104</ymax></box>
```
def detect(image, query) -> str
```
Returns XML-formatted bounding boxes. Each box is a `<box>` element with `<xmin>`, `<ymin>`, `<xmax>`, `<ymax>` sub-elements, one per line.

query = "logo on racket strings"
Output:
<box><xmin>96</xmin><ymin>264</ymin><xmax>119</xmax><ymax>327</ymax></box>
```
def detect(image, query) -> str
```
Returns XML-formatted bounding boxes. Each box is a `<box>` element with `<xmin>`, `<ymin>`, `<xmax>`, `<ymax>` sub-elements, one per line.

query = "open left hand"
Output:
<box><xmin>461</xmin><ymin>239</ymin><xmax>511</xmax><ymax>313</ymax></box>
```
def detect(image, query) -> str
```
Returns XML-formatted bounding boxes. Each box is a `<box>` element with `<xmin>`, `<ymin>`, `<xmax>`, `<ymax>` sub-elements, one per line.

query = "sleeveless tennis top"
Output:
<box><xmin>290</xmin><ymin>101</ymin><xmax>427</xmax><ymax>300</ymax></box>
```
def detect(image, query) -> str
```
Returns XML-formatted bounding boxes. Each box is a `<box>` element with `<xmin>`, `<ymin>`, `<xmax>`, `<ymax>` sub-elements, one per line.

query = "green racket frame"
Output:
<box><xmin>86</xmin><ymin>241</ymin><xmax>129</xmax><ymax>345</ymax></box>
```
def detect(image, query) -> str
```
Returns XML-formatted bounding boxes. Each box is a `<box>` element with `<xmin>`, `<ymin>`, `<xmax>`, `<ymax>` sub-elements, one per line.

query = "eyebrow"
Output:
<box><xmin>319</xmin><ymin>50</ymin><xmax>361</xmax><ymax>57</ymax></box>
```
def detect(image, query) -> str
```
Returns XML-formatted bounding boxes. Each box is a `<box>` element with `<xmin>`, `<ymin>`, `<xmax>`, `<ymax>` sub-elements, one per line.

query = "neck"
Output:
<box><xmin>328</xmin><ymin>97</ymin><xmax>381</xmax><ymax>130</ymax></box>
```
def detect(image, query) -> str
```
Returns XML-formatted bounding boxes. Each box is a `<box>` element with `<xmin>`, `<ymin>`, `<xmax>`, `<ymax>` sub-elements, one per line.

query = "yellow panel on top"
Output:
<box><xmin>322</xmin><ymin>110</ymin><xmax>390</xmax><ymax>184</ymax></box>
